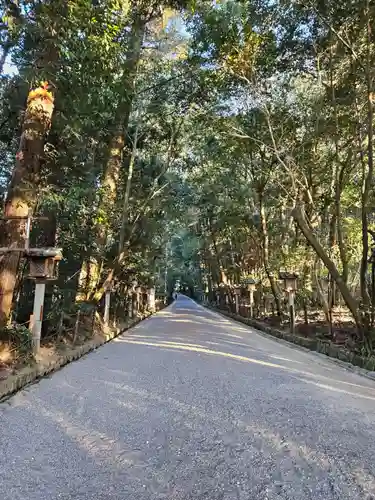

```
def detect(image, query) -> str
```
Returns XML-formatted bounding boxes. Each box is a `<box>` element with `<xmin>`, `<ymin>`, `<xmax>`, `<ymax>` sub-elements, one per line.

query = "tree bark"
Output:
<box><xmin>88</xmin><ymin>18</ymin><xmax>145</xmax><ymax>298</ymax></box>
<box><xmin>0</xmin><ymin>83</ymin><xmax>54</xmax><ymax>328</ymax></box>
<box><xmin>210</xmin><ymin>227</ymin><xmax>227</xmax><ymax>284</ymax></box>
<box><xmin>118</xmin><ymin>120</ymin><xmax>140</xmax><ymax>255</ymax></box>
<box><xmin>359</xmin><ymin>3</ymin><xmax>373</xmax><ymax>309</ymax></box>
<box><xmin>337</xmin><ymin>164</ymin><xmax>349</xmax><ymax>284</ymax></box>
<box><xmin>328</xmin><ymin>42</ymin><xmax>338</xmax><ymax>308</ymax></box>
<box><xmin>97</xmin><ymin>18</ymin><xmax>144</xmax><ymax>247</ymax></box>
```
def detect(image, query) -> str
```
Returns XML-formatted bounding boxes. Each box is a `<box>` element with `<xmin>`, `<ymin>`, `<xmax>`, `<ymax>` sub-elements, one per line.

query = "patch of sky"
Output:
<box><xmin>1</xmin><ymin>55</ymin><xmax>18</xmax><ymax>77</ymax></box>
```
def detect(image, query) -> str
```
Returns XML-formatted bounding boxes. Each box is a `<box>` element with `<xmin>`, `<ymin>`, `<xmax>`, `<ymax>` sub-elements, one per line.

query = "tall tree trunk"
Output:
<box><xmin>210</xmin><ymin>227</ymin><xmax>227</xmax><ymax>284</ymax></box>
<box><xmin>75</xmin><ymin>143</ymin><xmax>100</xmax><ymax>302</ymax></box>
<box><xmin>360</xmin><ymin>4</ymin><xmax>373</xmax><ymax>310</ymax></box>
<box><xmin>92</xmin><ymin>122</ymin><xmax>181</xmax><ymax>303</ymax></box>
<box><xmin>89</xmin><ymin>18</ymin><xmax>144</xmax><ymax>297</ymax></box>
<box><xmin>118</xmin><ymin>120</ymin><xmax>140</xmax><ymax>256</ymax></box>
<box><xmin>259</xmin><ymin>192</ymin><xmax>282</xmax><ymax>316</ymax></box>
<box><xmin>97</xmin><ymin>19</ymin><xmax>144</xmax><ymax>241</ymax></box>
<box><xmin>0</xmin><ymin>83</ymin><xmax>54</xmax><ymax>328</ymax></box>
<box><xmin>90</xmin><ymin>121</ymin><xmax>141</xmax><ymax>302</ymax></box>
<box><xmin>328</xmin><ymin>42</ymin><xmax>338</xmax><ymax>307</ymax></box>
<box><xmin>337</xmin><ymin>165</ymin><xmax>349</xmax><ymax>284</ymax></box>
<box><xmin>313</xmin><ymin>255</ymin><xmax>332</xmax><ymax>336</ymax></box>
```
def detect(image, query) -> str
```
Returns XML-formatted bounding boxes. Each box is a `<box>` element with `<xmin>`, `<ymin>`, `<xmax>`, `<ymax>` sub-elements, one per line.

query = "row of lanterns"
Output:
<box><xmin>208</xmin><ymin>272</ymin><xmax>299</xmax><ymax>334</ymax></box>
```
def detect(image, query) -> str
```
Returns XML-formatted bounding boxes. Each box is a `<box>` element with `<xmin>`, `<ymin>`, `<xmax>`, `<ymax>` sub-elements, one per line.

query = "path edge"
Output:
<box><xmin>200</xmin><ymin>303</ymin><xmax>375</xmax><ymax>382</ymax></box>
<box><xmin>0</xmin><ymin>308</ymin><xmax>165</xmax><ymax>402</ymax></box>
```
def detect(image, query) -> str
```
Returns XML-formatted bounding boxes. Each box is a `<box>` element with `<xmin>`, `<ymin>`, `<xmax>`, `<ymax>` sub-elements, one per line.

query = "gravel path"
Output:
<box><xmin>1</xmin><ymin>295</ymin><xmax>375</xmax><ymax>499</ymax></box>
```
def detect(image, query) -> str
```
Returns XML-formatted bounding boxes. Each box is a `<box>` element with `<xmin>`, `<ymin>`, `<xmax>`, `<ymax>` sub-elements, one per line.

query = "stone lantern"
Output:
<box><xmin>26</xmin><ymin>248</ymin><xmax>62</xmax><ymax>354</ymax></box>
<box><xmin>279</xmin><ymin>271</ymin><xmax>299</xmax><ymax>334</ymax></box>
<box><xmin>244</xmin><ymin>278</ymin><xmax>257</xmax><ymax>318</ymax></box>
<box><xmin>27</xmin><ymin>250</ymin><xmax>62</xmax><ymax>280</ymax></box>
<box><xmin>147</xmin><ymin>285</ymin><xmax>156</xmax><ymax>313</ymax></box>
<box><xmin>234</xmin><ymin>285</ymin><xmax>242</xmax><ymax>314</ymax></box>
<box><xmin>218</xmin><ymin>282</ymin><xmax>226</xmax><ymax>308</ymax></box>
<box><xmin>214</xmin><ymin>287</ymin><xmax>220</xmax><ymax>307</ymax></box>
<box><xmin>103</xmin><ymin>281</ymin><xmax>114</xmax><ymax>327</ymax></box>
<box><xmin>279</xmin><ymin>272</ymin><xmax>298</xmax><ymax>293</ymax></box>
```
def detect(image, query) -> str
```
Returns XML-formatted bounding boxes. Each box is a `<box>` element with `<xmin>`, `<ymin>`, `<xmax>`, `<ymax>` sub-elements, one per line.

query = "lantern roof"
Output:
<box><xmin>279</xmin><ymin>271</ymin><xmax>299</xmax><ymax>280</ymax></box>
<box><xmin>0</xmin><ymin>246</ymin><xmax>62</xmax><ymax>258</ymax></box>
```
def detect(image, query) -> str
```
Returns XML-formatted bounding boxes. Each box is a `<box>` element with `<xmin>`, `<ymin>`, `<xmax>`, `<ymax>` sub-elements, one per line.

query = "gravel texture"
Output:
<box><xmin>1</xmin><ymin>295</ymin><xmax>375</xmax><ymax>499</ymax></box>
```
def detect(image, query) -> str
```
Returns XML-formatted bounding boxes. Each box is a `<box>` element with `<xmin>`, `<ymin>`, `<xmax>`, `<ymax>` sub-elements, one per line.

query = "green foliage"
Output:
<box><xmin>1</xmin><ymin>0</ymin><xmax>375</xmax><ymax>341</ymax></box>
<box><xmin>1</xmin><ymin>324</ymin><xmax>33</xmax><ymax>357</ymax></box>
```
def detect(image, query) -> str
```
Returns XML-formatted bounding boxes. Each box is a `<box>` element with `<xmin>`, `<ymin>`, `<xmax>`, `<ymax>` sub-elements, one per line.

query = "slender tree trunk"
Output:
<box><xmin>75</xmin><ymin>143</ymin><xmax>100</xmax><ymax>302</ymax></box>
<box><xmin>360</xmin><ymin>5</ymin><xmax>373</xmax><ymax>311</ymax></box>
<box><xmin>92</xmin><ymin>122</ymin><xmax>181</xmax><ymax>303</ymax></box>
<box><xmin>313</xmin><ymin>255</ymin><xmax>333</xmax><ymax>337</ymax></box>
<box><xmin>337</xmin><ymin>165</ymin><xmax>349</xmax><ymax>284</ymax></box>
<box><xmin>259</xmin><ymin>192</ymin><xmax>282</xmax><ymax>316</ymax></box>
<box><xmin>118</xmin><ymin>121</ymin><xmax>140</xmax><ymax>256</ymax></box>
<box><xmin>0</xmin><ymin>83</ymin><xmax>54</xmax><ymax>328</ymax></box>
<box><xmin>292</xmin><ymin>204</ymin><xmax>362</xmax><ymax>334</ymax></box>
<box><xmin>90</xmin><ymin>126</ymin><xmax>140</xmax><ymax>303</ymax></box>
<box><xmin>210</xmin><ymin>230</ymin><xmax>227</xmax><ymax>284</ymax></box>
<box><xmin>328</xmin><ymin>42</ymin><xmax>338</xmax><ymax>307</ymax></box>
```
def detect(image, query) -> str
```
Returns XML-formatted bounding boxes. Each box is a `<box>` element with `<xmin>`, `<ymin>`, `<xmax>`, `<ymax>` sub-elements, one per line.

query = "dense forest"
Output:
<box><xmin>1</xmin><ymin>0</ymin><xmax>375</xmax><ymax>361</ymax></box>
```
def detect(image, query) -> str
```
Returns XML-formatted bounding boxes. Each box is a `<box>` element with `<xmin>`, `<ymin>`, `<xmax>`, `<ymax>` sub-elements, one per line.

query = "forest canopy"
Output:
<box><xmin>1</xmin><ymin>0</ymin><xmax>375</xmax><ymax>353</ymax></box>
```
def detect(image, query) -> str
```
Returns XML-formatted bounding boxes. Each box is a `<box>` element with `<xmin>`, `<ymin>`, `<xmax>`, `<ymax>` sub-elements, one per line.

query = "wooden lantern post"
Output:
<box><xmin>147</xmin><ymin>286</ymin><xmax>156</xmax><ymax>312</ymax></box>
<box><xmin>0</xmin><ymin>210</ymin><xmax>49</xmax><ymax>327</ymax></box>
<box><xmin>127</xmin><ymin>288</ymin><xmax>133</xmax><ymax>318</ymax></box>
<box><xmin>246</xmin><ymin>279</ymin><xmax>257</xmax><ymax>318</ymax></box>
<box><xmin>218</xmin><ymin>282</ymin><xmax>226</xmax><ymax>308</ymax></box>
<box><xmin>26</xmin><ymin>248</ymin><xmax>62</xmax><ymax>354</ymax></box>
<box><xmin>234</xmin><ymin>285</ymin><xmax>241</xmax><ymax>315</ymax></box>
<box><xmin>204</xmin><ymin>283</ymin><xmax>209</xmax><ymax>304</ymax></box>
<box><xmin>136</xmin><ymin>285</ymin><xmax>142</xmax><ymax>313</ymax></box>
<box><xmin>103</xmin><ymin>282</ymin><xmax>114</xmax><ymax>327</ymax></box>
<box><xmin>279</xmin><ymin>272</ymin><xmax>298</xmax><ymax>335</ymax></box>
<box><xmin>131</xmin><ymin>280</ymin><xmax>138</xmax><ymax>316</ymax></box>
<box><xmin>0</xmin><ymin>209</ymin><xmax>61</xmax><ymax>352</ymax></box>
